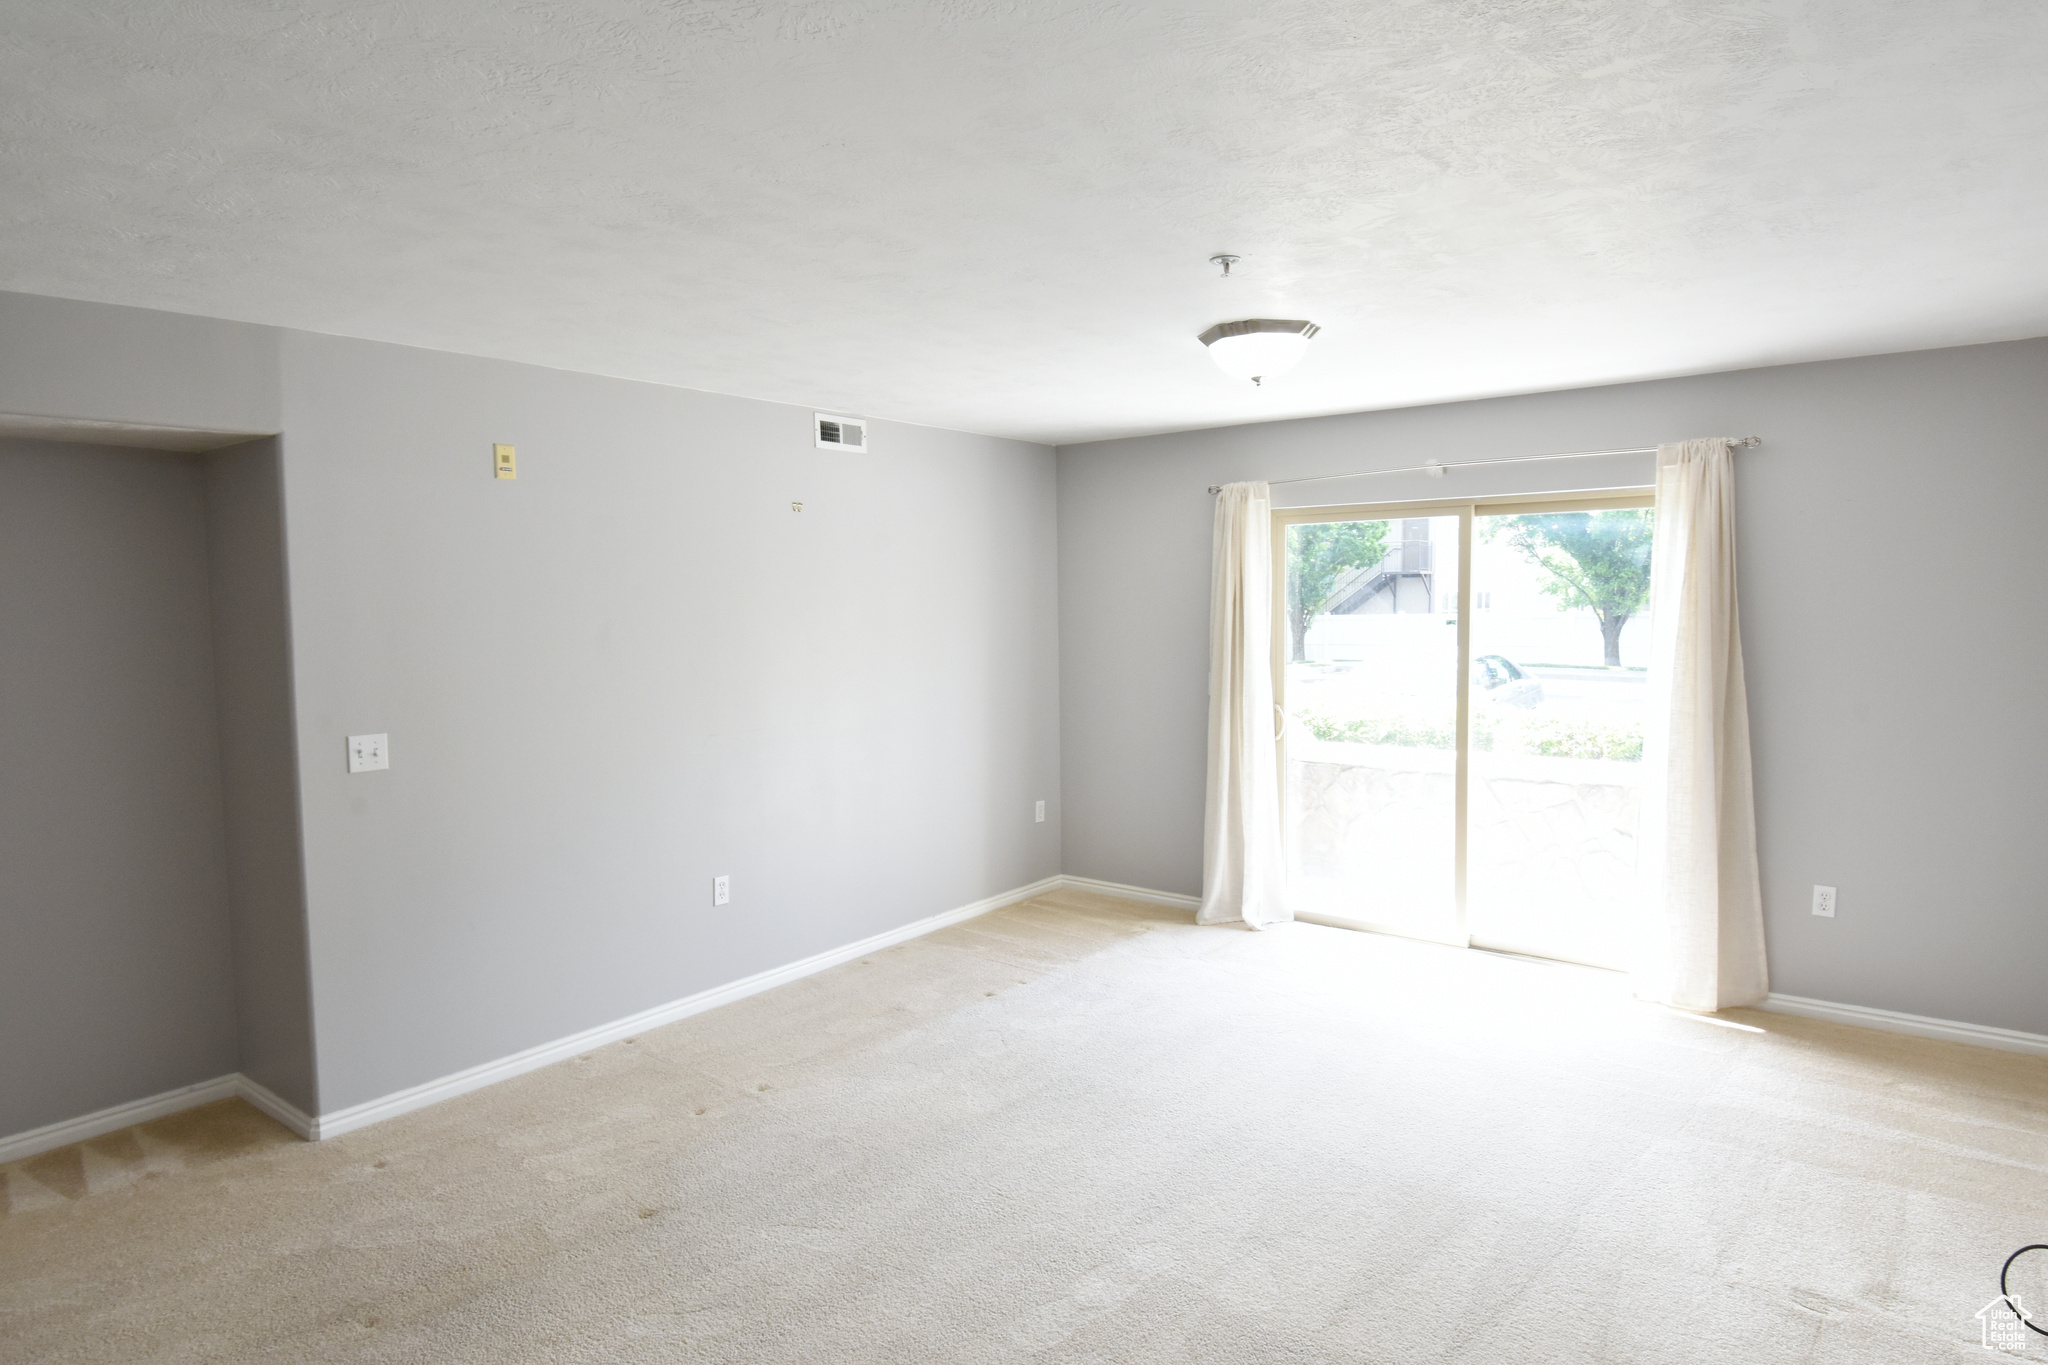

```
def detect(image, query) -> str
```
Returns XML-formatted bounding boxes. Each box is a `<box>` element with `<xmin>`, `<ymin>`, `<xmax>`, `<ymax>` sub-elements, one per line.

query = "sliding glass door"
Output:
<box><xmin>1276</xmin><ymin>493</ymin><xmax>1654</xmax><ymax>968</ymax></box>
<box><xmin>1278</xmin><ymin>512</ymin><xmax>1465</xmax><ymax>945</ymax></box>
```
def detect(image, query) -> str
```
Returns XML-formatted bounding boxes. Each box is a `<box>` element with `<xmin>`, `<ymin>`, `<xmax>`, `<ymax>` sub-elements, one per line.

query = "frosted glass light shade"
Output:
<box><xmin>1198</xmin><ymin>319</ymin><xmax>1321</xmax><ymax>384</ymax></box>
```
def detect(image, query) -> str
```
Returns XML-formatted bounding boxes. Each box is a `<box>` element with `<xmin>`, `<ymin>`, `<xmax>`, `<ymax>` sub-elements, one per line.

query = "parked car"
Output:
<box><xmin>1473</xmin><ymin>654</ymin><xmax>1543</xmax><ymax>707</ymax></box>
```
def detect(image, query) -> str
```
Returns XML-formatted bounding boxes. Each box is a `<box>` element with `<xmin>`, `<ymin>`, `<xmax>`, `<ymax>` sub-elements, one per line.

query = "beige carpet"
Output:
<box><xmin>5</xmin><ymin>889</ymin><xmax>2048</xmax><ymax>1362</ymax></box>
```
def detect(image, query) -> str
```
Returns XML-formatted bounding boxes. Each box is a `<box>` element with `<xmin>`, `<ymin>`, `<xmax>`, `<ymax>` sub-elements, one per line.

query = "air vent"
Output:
<box><xmin>814</xmin><ymin>413</ymin><xmax>867</xmax><ymax>452</ymax></box>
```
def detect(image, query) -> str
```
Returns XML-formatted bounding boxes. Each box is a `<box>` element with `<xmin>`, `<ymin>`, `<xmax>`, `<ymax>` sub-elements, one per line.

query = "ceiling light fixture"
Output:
<box><xmin>1198</xmin><ymin>319</ymin><xmax>1321</xmax><ymax>386</ymax></box>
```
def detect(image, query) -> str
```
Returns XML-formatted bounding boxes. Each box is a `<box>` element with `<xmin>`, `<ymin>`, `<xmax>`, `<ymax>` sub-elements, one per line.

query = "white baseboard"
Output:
<box><xmin>0</xmin><ymin>1074</ymin><xmax>241</xmax><ymax>1164</ymax></box>
<box><xmin>1053</xmin><ymin>874</ymin><xmax>1202</xmax><ymax>912</ymax></box>
<box><xmin>1760</xmin><ymin>993</ymin><xmax>2048</xmax><ymax>1059</ymax></box>
<box><xmin>235</xmin><ymin>1074</ymin><xmax>316</xmax><ymax>1139</ymax></box>
<box><xmin>1053</xmin><ymin>882</ymin><xmax>2048</xmax><ymax>1064</ymax></box>
<box><xmin>2</xmin><ymin>877</ymin><xmax>1068</xmax><ymax>1158</ymax></box>
<box><xmin>17</xmin><ymin>886</ymin><xmax>2038</xmax><ymax>1163</ymax></box>
<box><xmin>307</xmin><ymin>874</ymin><xmax>1068</xmax><ymax>1141</ymax></box>
<box><xmin>0</xmin><ymin>1072</ymin><xmax>325</xmax><ymax>1164</ymax></box>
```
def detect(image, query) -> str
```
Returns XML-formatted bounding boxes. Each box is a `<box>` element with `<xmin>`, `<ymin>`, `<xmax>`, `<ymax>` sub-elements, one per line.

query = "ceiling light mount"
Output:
<box><xmin>1197</xmin><ymin>318</ymin><xmax>1321</xmax><ymax>386</ymax></box>
<box><xmin>1209</xmin><ymin>254</ymin><xmax>1240</xmax><ymax>278</ymax></box>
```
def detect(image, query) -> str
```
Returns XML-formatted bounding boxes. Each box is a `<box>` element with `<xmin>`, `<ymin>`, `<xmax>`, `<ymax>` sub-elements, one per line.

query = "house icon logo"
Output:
<box><xmin>1979</xmin><ymin>1295</ymin><xmax>2030</xmax><ymax>1354</ymax></box>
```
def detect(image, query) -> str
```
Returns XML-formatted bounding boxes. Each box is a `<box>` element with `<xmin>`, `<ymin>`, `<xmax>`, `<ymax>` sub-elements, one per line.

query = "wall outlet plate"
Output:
<box><xmin>1035</xmin><ymin>800</ymin><xmax>1045</xmax><ymax>823</ymax></box>
<box><xmin>347</xmin><ymin>733</ymin><xmax>389</xmax><ymax>773</ymax></box>
<box><xmin>1812</xmin><ymin>884</ymin><xmax>1837</xmax><ymax>917</ymax></box>
<box><xmin>713</xmin><ymin>875</ymin><xmax>730</xmax><ymax>907</ymax></box>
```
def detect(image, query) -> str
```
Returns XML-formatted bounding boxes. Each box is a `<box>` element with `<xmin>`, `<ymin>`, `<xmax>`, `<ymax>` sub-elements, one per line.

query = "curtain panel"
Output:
<box><xmin>1198</xmin><ymin>482</ymin><xmax>1291</xmax><ymax>930</ymax></box>
<box><xmin>1637</xmin><ymin>439</ymin><xmax>1769</xmax><ymax>1010</ymax></box>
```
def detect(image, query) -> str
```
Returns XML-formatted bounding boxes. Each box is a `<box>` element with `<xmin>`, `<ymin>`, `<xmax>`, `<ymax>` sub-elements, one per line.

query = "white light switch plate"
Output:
<box><xmin>1035</xmin><ymin>800</ymin><xmax>1046</xmax><ymax>823</ymax></box>
<box><xmin>348</xmin><ymin>733</ymin><xmax>390</xmax><ymax>773</ymax></box>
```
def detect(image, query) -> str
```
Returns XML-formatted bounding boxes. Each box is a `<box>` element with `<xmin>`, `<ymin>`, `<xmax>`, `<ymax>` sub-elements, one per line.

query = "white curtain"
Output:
<box><xmin>1198</xmin><ymin>482</ymin><xmax>1291</xmax><ymax>929</ymax></box>
<box><xmin>1637</xmin><ymin>439</ymin><xmax>1768</xmax><ymax>1010</ymax></box>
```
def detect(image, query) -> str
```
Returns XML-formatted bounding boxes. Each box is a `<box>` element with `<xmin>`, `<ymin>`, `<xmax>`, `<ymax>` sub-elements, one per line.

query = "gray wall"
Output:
<box><xmin>1</xmin><ymin>290</ymin><xmax>1060</xmax><ymax>1129</ymax></box>
<box><xmin>0</xmin><ymin>440</ymin><xmax>241</xmax><ymax>1135</ymax></box>
<box><xmin>11</xmin><ymin>281</ymin><xmax>2041</xmax><ymax>1132</ymax></box>
<box><xmin>0</xmin><ymin>291</ymin><xmax>277</xmax><ymax>434</ymax></box>
<box><xmin>275</xmin><ymin>333</ymin><xmax>1061</xmax><ymax>1112</ymax></box>
<box><xmin>205</xmin><ymin>439</ymin><xmax>317</xmax><ymax>1114</ymax></box>
<box><xmin>1058</xmin><ymin>338</ymin><xmax>2048</xmax><ymax>1036</ymax></box>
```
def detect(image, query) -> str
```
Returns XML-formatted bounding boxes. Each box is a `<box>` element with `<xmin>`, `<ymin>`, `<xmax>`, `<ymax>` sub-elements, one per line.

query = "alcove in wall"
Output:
<box><xmin>0</xmin><ymin>415</ymin><xmax>312</xmax><ymax>1147</ymax></box>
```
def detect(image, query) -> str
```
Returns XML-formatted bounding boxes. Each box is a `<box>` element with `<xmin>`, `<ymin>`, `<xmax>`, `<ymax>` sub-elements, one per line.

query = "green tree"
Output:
<box><xmin>1285</xmin><ymin>521</ymin><xmax>1389</xmax><ymax>662</ymax></box>
<box><xmin>1492</xmin><ymin>510</ymin><xmax>1653</xmax><ymax>666</ymax></box>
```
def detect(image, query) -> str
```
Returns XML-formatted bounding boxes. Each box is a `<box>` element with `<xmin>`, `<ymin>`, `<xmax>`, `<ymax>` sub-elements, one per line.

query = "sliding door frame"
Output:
<box><xmin>1272</xmin><ymin>485</ymin><xmax>1654</xmax><ymax>952</ymax></box>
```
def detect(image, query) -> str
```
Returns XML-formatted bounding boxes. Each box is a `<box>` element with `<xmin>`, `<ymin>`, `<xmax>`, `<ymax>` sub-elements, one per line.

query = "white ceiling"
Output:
<box><xmin>3</xmin><ymin>1</ymin><xmax>2044</xmax><ymax>446</ymax></box>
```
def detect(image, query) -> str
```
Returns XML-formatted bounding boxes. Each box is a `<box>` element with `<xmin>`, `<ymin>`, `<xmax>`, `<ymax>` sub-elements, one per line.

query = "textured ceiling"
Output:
<box><xmin>3</xmin><ymin>1</ymin><xmax>2044</xmax><ymax>444</ymax></box>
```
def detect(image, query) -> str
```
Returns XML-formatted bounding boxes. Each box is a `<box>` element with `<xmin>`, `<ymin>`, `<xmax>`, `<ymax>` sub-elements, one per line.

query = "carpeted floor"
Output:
<box><xmin>5</xmin><ymin>888</ymin><xmax>2047</xmax><ymax>1362</ymax></box>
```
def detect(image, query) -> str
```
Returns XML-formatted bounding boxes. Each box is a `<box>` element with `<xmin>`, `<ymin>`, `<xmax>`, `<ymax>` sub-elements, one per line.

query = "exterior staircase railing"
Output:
<box><xmin>1323</xmin><ymin>540</ymin><xmax>1435</xmax><ymax>614</ymax></box>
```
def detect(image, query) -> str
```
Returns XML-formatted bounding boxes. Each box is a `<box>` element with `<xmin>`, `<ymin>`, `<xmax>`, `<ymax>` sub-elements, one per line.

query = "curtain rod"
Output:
<box><xmin>1206</xmin><ymin>436</ymin><xmax>1763</xmax><ymax>494</ymax></box>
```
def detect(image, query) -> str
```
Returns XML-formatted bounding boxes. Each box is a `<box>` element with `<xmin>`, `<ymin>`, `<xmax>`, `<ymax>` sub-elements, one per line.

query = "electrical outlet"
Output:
<box><xmin>713</xmin><ymin>875</ymin><xmax>730</xmax><ymax>907</ymax></box>
<box><xmin>1035</xmin><ymin>800</ymin><xmax>1045</xmax><ymax>823</ymax></box>
<box><xmin>1811</xmin><ymin>884</ymin><xmax>1837</xmax><ymax>918</ymax></box>
<box><xmin>347</xmin><ymin>733</ymin><xmax>389</xmax><ymax>773</ymax></box>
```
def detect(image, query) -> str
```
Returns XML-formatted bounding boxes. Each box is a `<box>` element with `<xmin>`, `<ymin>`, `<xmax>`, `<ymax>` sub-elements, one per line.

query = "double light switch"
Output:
<box><xmin>348</xmin><ymin>733</ymin><xmax>390</xmax><ymax>773</ymax></box>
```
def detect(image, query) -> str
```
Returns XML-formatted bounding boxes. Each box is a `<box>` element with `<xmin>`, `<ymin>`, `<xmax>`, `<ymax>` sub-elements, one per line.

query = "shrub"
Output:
<box><xmin>1297</xmin><ymin>710</ymin><xmax>1497</xmax><ymax>750</ymax></box>
<box><xmin>1296</xmin><ymin>710</ymin><xmax>1640</xmax><ymax>761</ymax></box>
<box><xmin>1514</xmin><ymin>716</ymin><xmax>1643</xmax><ymax>762</ymax></box>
